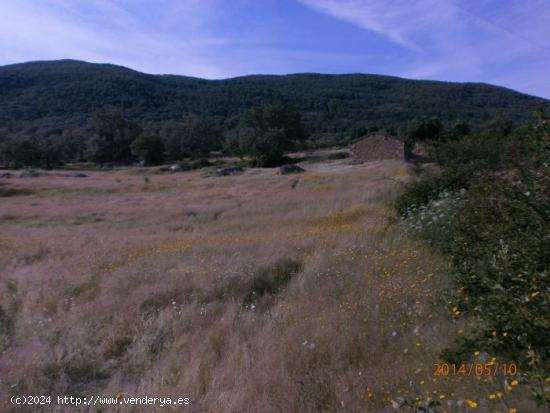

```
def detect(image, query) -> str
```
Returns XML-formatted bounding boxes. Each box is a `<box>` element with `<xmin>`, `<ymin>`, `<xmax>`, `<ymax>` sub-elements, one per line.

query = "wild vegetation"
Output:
<box><xmin>1</xmin><ymin>60</ymin><xmax>548</xmax><ymax>165</ymax></box>
<box><xmin>396</xmin><ymin>113</ymin><xmax>550</xmax><ymax>408</ymax></box>
<box><xmin>0</xmin><ymin>153</ymin><xmax>544</xmax><ymax>412</ymax></box>
<box><xmin>1</xmin><ymin>59</ymin><xmax>549</xmax><ymax>412</ymax></box>
<box><xmin>0</xmin><ymin>101</ymin><xmax>306</xmax><ymax>169</ymax></box>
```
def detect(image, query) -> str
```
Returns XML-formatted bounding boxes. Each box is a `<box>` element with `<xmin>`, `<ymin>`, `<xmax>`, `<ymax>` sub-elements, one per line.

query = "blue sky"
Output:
<box><xmin>1</xmin><ymin>0</ymin><xmax>549</xmax><ymax>98</ymax></box>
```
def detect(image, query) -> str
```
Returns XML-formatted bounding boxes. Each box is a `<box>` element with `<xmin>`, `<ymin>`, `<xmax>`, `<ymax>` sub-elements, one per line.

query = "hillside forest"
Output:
<box><xmin>0</xmin><ymin>60</ymin><xmax>548</xmax><ymax>168</ymax></box>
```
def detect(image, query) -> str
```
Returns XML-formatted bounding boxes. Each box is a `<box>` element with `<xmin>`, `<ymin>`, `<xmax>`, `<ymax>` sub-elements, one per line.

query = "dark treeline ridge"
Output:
<box><xmin>0</xmin><ymin>59</ymin><xmax>549</xmax><ymax>167</ymax></box>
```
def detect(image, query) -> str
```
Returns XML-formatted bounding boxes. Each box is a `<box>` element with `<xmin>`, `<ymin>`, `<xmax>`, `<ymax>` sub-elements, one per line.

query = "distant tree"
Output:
<box><xmin>60</xmin><ymin>129</ymin><xmax>88</xmax><ymax>162</ymax></box>
<box><xmin>483</xmin><ymin>116</ymin><xmax>515</xmax><ymax>137</ymax></box>
<box><xmin>0</xmin><ymin>137</ymin><xmax>42</xmax><ymax>168</ymax></box>
<box><xmin>409</xmin><ymin>116</ymin><xmax>444</xmax><ymax>142</ymax></box>
<box><xmin>243</xmin><ymin>101</ymin><xmax>306</xmax><ymax>143</ymax></box>
<box><xmin>131</xmin><ymin>133</ymin><xmax>165</xmax><ymax>165</ymax></box>
<box><xmin>0</xmin><ymin>133</ymin><xmax>6</xmax><ymax>166</ymax></box>
<box><xmin>38</xmin><ymin>134</ymin><xmax>68</xmax><ymax>168</ymax></box>
<box><xmin>163</xmin><ymin>115</ymin><xmax>221</xmax><ymax>160</ymax></box>
<box><xmin>242</xmin><ymin>127</ymin><xmax>287</xmax><ymax>166</ymax></box>
<box><xmin>85</xmin><ymin>112</ymin><xmax>142</xmax><ymax>165</ymax></box>
<box><xmin>222</xmin><ymin>127</ymin><xmax>252</xmax><ymax>160</ymax></box>
<box><xmin>448</xmin><ymin>120</ymin><xmax>471</xmax><ymax>141</ymax></box>
<box><xmin>405</xmin><ymin>116</ymin><xmax>444</xmax><ymax>158</ymax></box>
<box><xmin>234</xmin><ymin>101</ymin><xmax>306</xmax><ymax>166</ymax></box>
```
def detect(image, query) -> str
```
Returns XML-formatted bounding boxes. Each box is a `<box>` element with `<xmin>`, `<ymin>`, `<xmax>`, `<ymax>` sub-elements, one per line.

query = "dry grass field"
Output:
<box><xmin>0</xmin><ymin>159</ymin><xmax>540</xmax><ymax>412</ymax></box>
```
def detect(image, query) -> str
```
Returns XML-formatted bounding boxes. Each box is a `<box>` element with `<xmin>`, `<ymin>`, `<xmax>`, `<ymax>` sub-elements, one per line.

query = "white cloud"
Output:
<box><xmin>0</xmin><ymin>0</ymin><xmax>230</xmax><ymax>77</ymax></box>
<box><xmin>0</xmin><ymin>0</ymin><xmax>380</xmax><ymax>79</ymax></box>
<box><xmin>296</xmin><ymin>0</ymin><xmax>460</xmax><ymax>50</ymax></box>
<box><xmin>297</xmin><ymin>0</ymin><xmax>550</xmax><ymax>97</ymax></box>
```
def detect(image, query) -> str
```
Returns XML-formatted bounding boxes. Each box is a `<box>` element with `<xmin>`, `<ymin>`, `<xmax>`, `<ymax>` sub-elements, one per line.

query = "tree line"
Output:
<box><xmin>0</xmin><ymin>101</ymin><xmax>307</xmax><ymax>168</ymax></box>
<box><xmin>1</xmin><ymin>98</ymin><xmax>500</xmax><ymax>170</ymax></box>
<box><xmin>2</xmin><ymin>60</ymin><xmax>546</xmax><ymax>153</ymax></box>
<box><xmin>0</xmin><ymin>94</ymin><xmax>524</xmax><ymax>170</ymax></box>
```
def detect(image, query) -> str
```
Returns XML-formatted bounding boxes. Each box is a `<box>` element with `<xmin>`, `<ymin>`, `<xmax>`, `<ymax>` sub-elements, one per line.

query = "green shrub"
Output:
<box><xmin>131</xmin><ymin>133</ymin><xmax>165</xmax><ymax>165</ymax></box>
<box><xmin>397</xmin><ymin>115</ymin><xmax>550</xmax><ymax>405</ymax></box>
<box><xmin>394</xmin><ymin>172</ymin><xmax>465</xmax><ymax>217</ymax></box>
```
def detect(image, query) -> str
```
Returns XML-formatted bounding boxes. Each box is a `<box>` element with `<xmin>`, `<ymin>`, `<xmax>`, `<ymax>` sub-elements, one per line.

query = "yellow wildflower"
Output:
<box><xmin>465</xmin><ymin>399</ymin><xmax>478</xmax><ymax>408</ymax></box>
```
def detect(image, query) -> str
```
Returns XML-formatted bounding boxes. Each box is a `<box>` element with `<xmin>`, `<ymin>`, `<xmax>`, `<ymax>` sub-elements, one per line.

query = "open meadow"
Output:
<box><xmin>0</xmin><ymin>158</ymin><xmax>541</xmax><ymax>412</ymax></box>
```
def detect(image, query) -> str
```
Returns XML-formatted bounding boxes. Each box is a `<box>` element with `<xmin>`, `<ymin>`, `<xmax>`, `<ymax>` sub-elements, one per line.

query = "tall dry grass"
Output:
<box><xmin>0</xmin><ymin>161</ymin><xmax>541</xmax><ymax>412</ymax></box>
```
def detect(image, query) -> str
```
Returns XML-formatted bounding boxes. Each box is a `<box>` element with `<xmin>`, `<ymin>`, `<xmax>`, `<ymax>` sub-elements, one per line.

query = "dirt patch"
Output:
<box><xmin>350</xmin><ymin>133</ymin><xmax>404</xmax><ymax>162</ymax></box>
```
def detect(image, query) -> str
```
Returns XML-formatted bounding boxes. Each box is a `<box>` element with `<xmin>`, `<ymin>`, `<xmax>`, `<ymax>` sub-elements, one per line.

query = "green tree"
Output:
<box><xmin>243</xmin><ymin>101</ymin><xmax>305</xmax><ymax>143</ymax></box>
<box><xmin>131</xmin><ymin>133</ymin><xmax>165</xmax><ymax>165</ymax></box>
<box><xmin>405</xmin><ymin>116</ymin><xmax>444</xmax><ymax>159</ymax></box>
<box><xmin>0</xmin><ymin>137</ymin><xmax>42</xmax><ymax>168</ymax></box>
<box><xmin>38</xmin><ymin>133</ymin><xmax>69</xmax><ymax>168</ymax></box>
<box><xmin>163</xmin><ymin>115</ymin><xmax>221</xmax><ymax>160</ymax></box>
<box><xmin>85</xmin><ymin>112</ymin><xmax>142</xmax><ymax>165</ymax></box>
<box><xmin>248</xmin><ymin>128</ymin><xmax>287</xmax><ymax>166</ymax></box>
<box><xmin>409</xmin><ymin>116</ymin><xmax>444</xmax><ymax>142</ymax></box>
<box><xmin>236</xmin><ymin>101</ymin><xmax>306</xmax><ymax>166</ymax></box>
<box><xmin>450</xmin><ymin>120</ymin><xmax>471</xmax><ymax>139</ymax></box>
<box><xmin>222</xmin><ymin>127</ymin><xmax>253</xmax><ymax>160</ymax></box>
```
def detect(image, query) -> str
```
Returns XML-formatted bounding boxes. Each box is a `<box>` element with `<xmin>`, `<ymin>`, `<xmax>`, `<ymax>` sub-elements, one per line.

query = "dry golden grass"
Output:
<box><xmin>0</xmin><ymin>160</ymin><xmax>540</xmax><ymax>412</ymax></box>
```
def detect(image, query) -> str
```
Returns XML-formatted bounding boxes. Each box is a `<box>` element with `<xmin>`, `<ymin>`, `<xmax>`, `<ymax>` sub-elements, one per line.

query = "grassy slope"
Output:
<box><xmin>0</xmin><ymin>159</ymin><xmax>541</xmax><ymax>412</ymax></box>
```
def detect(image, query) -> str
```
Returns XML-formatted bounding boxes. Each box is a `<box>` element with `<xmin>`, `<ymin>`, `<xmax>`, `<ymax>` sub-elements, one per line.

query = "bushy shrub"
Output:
<box><xmin>226</xmin><ymin>101</ymin><xmax>306</xmax><ymax>167</ymax></box>
<box><xmin>131</xmin><ymin>133</ymin><xmax>165</xmax><ymax>165</ymax></box>
<box><xmin>397</xmin><ymin>114</ymin><xmax>550</xmax><ymax>405</ymax></box>
<box><xmin>395</xmin><ymin>172</ymin><xmax>465</xmax><ymax>218</ymax></box>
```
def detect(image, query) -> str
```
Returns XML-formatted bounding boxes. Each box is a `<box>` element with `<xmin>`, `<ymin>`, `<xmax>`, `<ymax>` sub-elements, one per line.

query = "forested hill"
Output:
<box><xmin>0</xmin><ymin>59</ymin><xmax>548</xmax><ymax>142</ymax></box>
